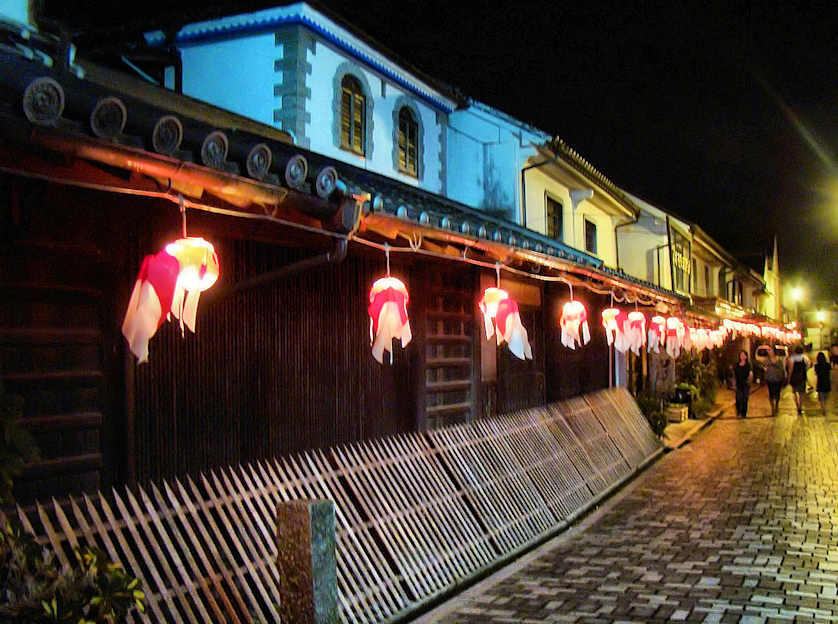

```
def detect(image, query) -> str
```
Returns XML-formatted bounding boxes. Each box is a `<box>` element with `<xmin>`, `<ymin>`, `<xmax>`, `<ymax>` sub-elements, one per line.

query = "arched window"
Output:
<box><xmin>397</xmin><ymin>107</ymin><xmax>418</xmax><ymax>176</ymax></box>
<box><xmin>340</xmin><ymin>75</ymin><xmax>365</xmax><ymax>155</ymax></box>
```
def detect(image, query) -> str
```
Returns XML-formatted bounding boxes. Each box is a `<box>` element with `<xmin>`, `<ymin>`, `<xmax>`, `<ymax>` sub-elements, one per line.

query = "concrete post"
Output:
<box><xmin>276</xmin><ymin>499</ymin><xmax>338</xmax><ymax>624</ymax></box>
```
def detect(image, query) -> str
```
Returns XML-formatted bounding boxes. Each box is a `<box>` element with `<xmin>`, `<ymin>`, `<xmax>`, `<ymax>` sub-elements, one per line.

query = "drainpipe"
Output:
<box><xmin>211</xmin><ymin>238</ymin><xmax>348</xmax><ymax>301</ymax></box>
<box><xmin>614</xmin><ymin>214</ymin><xmax>638</xmax><ymax>271</ymax></box>
<box><xmin>570</xmin><ymin>189</ymin><xmax>594</xmax><ymax>249</ymax></box>
<box><xmin>519</xmin><ymin>143</ymin><xmax>561</xmax><ymax>228</ymax></box>
<box><xmin>665</xmin><ymin>215</ymin><xmax>675</xmax><ymax>291</ymax></box>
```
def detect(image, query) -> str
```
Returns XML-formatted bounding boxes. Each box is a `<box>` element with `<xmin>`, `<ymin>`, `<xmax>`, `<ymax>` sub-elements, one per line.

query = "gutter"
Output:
<box><xmin>520</xmin><ymin>150</ymin><xmax>560</xmax><ymax>228</ymax></box>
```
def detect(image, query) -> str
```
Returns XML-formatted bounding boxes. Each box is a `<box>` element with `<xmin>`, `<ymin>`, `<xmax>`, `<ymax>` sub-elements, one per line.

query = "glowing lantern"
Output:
<box><xmin>696</xmin><ymin>328</ymin><xmax>710</xmax><ymax>351</ymax></box>
<box><xmin>665</xmin><ymin>317</ymin><xmax>682</xmax><ymax>359</ymax></box>
<box><xmin>683</xmin><ymin>326</ymin><xmax>693</xmax><ymax>351</ymax></box>
<box><xmin>626</xmin><ymin>311</ymin><xmax>646</xmax><ymax>355</ymax></box>
<box><xmin>560</xmin><ymin>300</ymin><xmax>590</xmax><ymax>349</ymax></box>
<box><xmin>165</xmin><ymin>237</ymin><xmax>219</xmax><ymax>333</ymax></box>
<box><xmin>368</xmin><ymin>276</ymin><xmax>412</xmax><ymax>364</ymax></box>
<box><xmin>122</xmin><ymin>237</ymin><xmax>220</xmax><ymax>363</ymax></box>
<box><xmin>479</xmin><ymin>287</ymin><xmax>532</xmax><ymax>360</ymax></box>
<box><xmin>122</xmin><ymin>250</ymin><xmax>180</xmax><ymax>363</ymax></box>
<box><xmin>648</xmin><ymin>315</ymin><xmax>666</xmax><ymax>353</ymax></box>
<box><xmin>601</xmin><ymin>307</ymin><xmax>620</xmax><ymax>346</ymax></box>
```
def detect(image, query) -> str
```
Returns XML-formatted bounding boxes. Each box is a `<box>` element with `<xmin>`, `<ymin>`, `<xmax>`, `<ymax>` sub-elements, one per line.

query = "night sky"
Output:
<box><xmin>44</xmin><ymin>1</ymin><xmax>838</xmax><ymax>302</ymax></box>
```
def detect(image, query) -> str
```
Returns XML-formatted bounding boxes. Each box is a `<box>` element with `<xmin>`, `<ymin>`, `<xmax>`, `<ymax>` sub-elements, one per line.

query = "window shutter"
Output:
<box><xmin>340</xmin><ymin>89</ymin><xmax>352</xmax><ymax>149</ymax></box>
<box><xmin>352</xmin><ymin>92</ymin><xmax>364</xmax><ymax>154</ymax></box>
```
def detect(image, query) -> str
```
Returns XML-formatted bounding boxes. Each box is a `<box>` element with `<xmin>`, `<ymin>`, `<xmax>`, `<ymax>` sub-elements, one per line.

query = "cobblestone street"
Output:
<box><xmin>416</xmin><ymin>370</ymin><xmax>838</xmax><ymax>623</ymax></box>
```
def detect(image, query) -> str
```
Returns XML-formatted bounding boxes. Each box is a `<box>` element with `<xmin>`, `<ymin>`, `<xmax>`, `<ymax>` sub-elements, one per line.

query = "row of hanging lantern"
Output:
<box><xmin>122</xmin><ymin>226</ymin><xmax>800</xmax><ymax>364</ymax></box>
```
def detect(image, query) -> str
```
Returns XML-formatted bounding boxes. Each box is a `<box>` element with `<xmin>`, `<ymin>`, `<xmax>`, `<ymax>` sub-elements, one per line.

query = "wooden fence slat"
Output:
<box><xmin>177</xmin><ymin>477</ymin><xmax>261</xmax><ymax>624</ymax></box>
<box><xmin>99</xmin><ymin>491</ymin><xmax>173</xmax><ymax>622</ymax></box>
<box><xmin>155</xmin><ymin>481</ymin><xmax>242</xmax><ymax>624</ymax></box>
<box><xmin>194</xmin><ymin>473</ymin><xmax>278</xmax><ymax>623</ymax></box>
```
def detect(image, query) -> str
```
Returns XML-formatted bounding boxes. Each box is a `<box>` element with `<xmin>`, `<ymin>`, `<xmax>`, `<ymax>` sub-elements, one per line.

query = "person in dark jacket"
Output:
<box><xmin>815</xmin><ymin>351</ymin><xmax>831</xmax><ymax>416</ymax></box>
<box><xmin>786</xmin><ymin>345</ymin><xmax>811</xmax><ymax>415</ymax></box>
<box><xmin>734</xmin><ymin>350</ymin><xmax>753</xmax><ymax>418</ymax></box>
<box><xmin>764</xmin><ymin>349</ymin><xmax>786</xmax><ymax>416</ymax></box>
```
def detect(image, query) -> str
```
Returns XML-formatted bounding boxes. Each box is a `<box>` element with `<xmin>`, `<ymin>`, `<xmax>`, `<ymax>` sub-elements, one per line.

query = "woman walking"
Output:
<box><xmin>734</xmin><ymin>350</ymin><xmax>753</xmax><ymax>419</ymax></box>
<box><xmin>764</xmin><ymin>349</ymin><xmax>786</xmax><ymax>416</ymax></box>
<box><xmin>815</xmin><ymin>351</ymin><xmax>831</xmax><ymax>416</ymax></box>
<box><xmin>786</xmin><ymin>345</ymin><xmax>810</xmax><ymax>415</ymax></box>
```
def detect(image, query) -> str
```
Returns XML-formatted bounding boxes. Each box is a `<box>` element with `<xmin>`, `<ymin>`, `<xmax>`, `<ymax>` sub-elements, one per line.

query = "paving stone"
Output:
<box><xmin>421</xmin><ymin>385</ymin><xmax>838</xmax><ymax>624</ymax></box>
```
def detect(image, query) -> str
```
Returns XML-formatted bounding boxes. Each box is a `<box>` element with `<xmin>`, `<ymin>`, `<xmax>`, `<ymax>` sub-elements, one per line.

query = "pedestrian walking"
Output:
<box><xmin>786</xmin><ymin>345</ymin><xmax>810</xmax><ymax>415</ymax></box>
<box><xmin>764</xmin><ymin>348</ymin><xmax>786</xmax><ymax>416</ymax></box>
<box><xmin>734</xmin><ymin>350</ymin><xmax>753</xmax><ymax>418</ymax></box>
<box><xmin>815</xmin><ymin>351</ymin><xmax>831</xmax><ymax>416</ymax></box>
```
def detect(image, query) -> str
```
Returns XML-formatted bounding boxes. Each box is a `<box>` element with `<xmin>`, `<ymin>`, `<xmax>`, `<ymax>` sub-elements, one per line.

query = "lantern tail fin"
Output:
<box><xmin>121</xmin><ymin>281</ymin><xmax>162</xmax><ymax>364</ymax></box>
<box><xmin>582</xmin><ymin>320</ymin><xmax>590</xmax><ymax>345</ymax></box>
<box><xmin>170</xmin><ymin>288</ymin><xmax>200</xmax><ymax>333</ymax></box>
<box><xmin>371</xmin><ymin>301</ymin><xmax>409</xmax><ymax>364</ymax></box>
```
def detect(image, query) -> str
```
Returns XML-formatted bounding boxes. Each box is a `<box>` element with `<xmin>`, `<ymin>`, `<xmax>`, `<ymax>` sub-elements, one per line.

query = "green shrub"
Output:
<box><xmin>675</xmin><ymin>351</ymin><xmax>719</xmax><ymax>416</ymax></box>
<box><xmin>636</xmin><ymin>390</ymin><xmax>667</xmax><ymax>438</ymax></box>
<box><xmin>1</xmin><ymin>390</ymin><xmax>39</xmax><ymax>504</ymax></box>
<box><xmin>0</xmin><ymin>518</ymin><xmax>145</xmax><ymax>623</ymax></box>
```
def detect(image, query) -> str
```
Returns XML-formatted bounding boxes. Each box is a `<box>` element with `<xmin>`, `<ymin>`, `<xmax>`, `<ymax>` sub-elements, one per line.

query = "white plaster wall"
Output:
<box><xmin>180</xmin><ymin>33</ymin><xmax>277</xmax><ymax>126</ymax></box>
<box><xmin>307</xmin><ymin>40</ymin><xmax>443</xmax><ymax>193</ymax></box>
<box><xmin>1</xmin><ymin>0</ymin><xmax>30</xmax><ymax>25</ymax></box>
<box><xmin>618</xmin><ymin>224</ymin><xmax>667</xmax><ymax>285</ymax></box>
<box><xmin>524</xmin><ymin>168</ymin><xmax>569</xmax><ymax>242</ymax></box>
<box><xmin>522</xmin><ymin>167</ymin><xmax>622</xmax><ymax>267</ymax></box>
<box><xmin>447</xmin><ymin>108</ymin><xmax>543</xmax><ymax>219</ymax></box>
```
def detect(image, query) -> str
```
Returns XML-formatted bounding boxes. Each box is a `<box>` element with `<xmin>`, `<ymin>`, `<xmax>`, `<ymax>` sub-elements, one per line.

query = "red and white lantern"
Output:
<box><xmin>665</xmin><ymin>316</ymin><xmax>683</xmax><ymax>359</ymax></box>
<box><xmin>626</xmin><ymin>311</ymin><xmax>646</xmax><ymax>355</ymax></box>
<box><xmin>648</xmin><ymin>315</ymin><xmax>666</xmax><ymax>353</ymax></box>
<box><xmin>122</xmin><ymin>237</ymin><xmax>219</xmax><ymax>363</ymax></box>
<box><xmin>368</xmin><ymin>276</ymin><xmax>412</xmax><ymax>363</ymax></box>
<box><xmin>561</xmin><ymin>300</ymin><xmax>590</xmax><ymax>349</ymax></box>
<box><xmin>479</xmin><ymin>287</ymin><xmax>533</xmax><ymax>360</ymax></box>
<box><xmin>601</xmin><ymin>307</ymin><xmax>621</xmax><ymax>346</ymax></box>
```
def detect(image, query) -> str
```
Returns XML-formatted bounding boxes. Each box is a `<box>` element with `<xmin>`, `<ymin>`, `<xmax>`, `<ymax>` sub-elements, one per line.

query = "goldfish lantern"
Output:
<box><xmin>601</xmin><ymin>307</ymin><xmax>621</xmax><ymax>347</ymax></box>
<box><xmin>368</xmin><ymin>276</ymin><xmax>412</xmax><ymax>364</ymax></box>
<box><xmin>681</xmin><ymin>326</ymin><xmax>695</xmax><ymax>351</ymax></box>
<box><xmin>696</xmin><ymin>328</ymin><xmax>710</xmax><ymax>351</ymax></box>
<box><xmin>479</xmin><ymin>287</ymin><xmax>533</xmax><ymax>360</ymax></box>
<box><xmin>560</xmin><ymin>300</ymin><xmax>590</xmax><ymax>349</ymax></box>
<box><xmin>165</xmin><ymin>237</ymin><xmax>219</xmax><ymax>333</ymax></box>
<box><xmin>626</xmin><ymin>311</ymin><xmax>646</xmax><ymax>355</ymax></box>
<box><xmin>648</xmin><ymin>315</ymin><xmax>666</xmax><ymax>353</ymax></box>
<box><xmin>665</xmin><ymin>317</ymin><xmax>682</xmax><ymax>359</ymax></box>
<box><xmin>122</xmin><ymin>237</ymin><xmax>220</xmax><ymax>363</ymax></box>
<box><xmin>601</xmin><ymin>307</ymin><xmax>629</xmax><ymax>352</ymax></box>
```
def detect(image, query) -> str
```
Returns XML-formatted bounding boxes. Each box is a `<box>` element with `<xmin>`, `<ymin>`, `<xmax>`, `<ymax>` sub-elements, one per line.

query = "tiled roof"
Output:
<box><xmin>0</xmin><ymin>19</ymin><xmax>682</xmax><ymax>304</ymax></box>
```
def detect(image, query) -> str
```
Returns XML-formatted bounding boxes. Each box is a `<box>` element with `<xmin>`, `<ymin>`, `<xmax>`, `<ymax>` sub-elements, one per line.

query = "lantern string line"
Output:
<box><xmin>179</xmin><ymin>194</ymin><xmax>187</xmax><ymax>238</ymax></box>
<box><xmin>495</xmin><ymin>263</ymin><xmax>501</xmax><ymax>288</ymax></box>
<box><xmin>385</xmin><ymin>243</ymin><xmax>391</xmax><ymax>277</ymax></box>
<box><xmin>2</xmin><ymin>168</ymin><xmax>719</xmax><ymax>312</ymax></box>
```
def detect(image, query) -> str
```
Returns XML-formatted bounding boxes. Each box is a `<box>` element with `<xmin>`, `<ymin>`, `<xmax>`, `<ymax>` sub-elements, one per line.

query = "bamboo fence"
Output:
<box><xmin>2</xmin><ymin>387</ymin><xmax>661</xmax><ymax>624</ymax></box>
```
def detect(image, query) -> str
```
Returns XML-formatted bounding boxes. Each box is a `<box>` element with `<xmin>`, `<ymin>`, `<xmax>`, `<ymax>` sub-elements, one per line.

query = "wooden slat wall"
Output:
<box><xmin>1</xmin><ymin>180</ymin><xmax>122</xmax><ymax>502</ymax></box>
<box><xmin>5</xmin><ymin>388</ymin><xmax>659</xmax><ymax>624</ymax></box>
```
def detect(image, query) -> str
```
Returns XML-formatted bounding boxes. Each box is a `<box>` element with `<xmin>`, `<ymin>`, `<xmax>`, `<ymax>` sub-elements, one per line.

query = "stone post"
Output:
<box><xmin>276</xmin><ymin>499</ymin><xmax>338</xmax><ymax>624</ymax></box>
